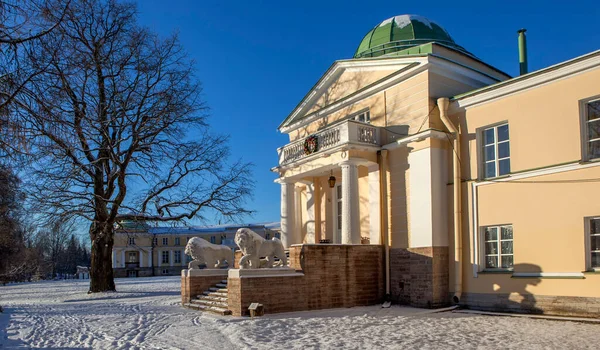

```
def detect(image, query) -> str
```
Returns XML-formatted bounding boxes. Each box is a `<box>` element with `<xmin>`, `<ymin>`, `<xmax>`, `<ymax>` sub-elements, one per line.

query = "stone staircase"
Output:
<box><xmin>184</xmin><ymin>279</ymin><xmax>231</xmax><ymax>316</ymax></box>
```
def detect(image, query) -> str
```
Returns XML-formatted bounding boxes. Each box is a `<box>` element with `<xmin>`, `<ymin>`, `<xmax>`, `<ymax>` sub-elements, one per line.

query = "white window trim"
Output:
<box><xmin>174</xmin><ymin>251</ymin><xmax>181</xmax><ymax>264</ymax></box>
<box><xmin>480</xmin><ymin>123</ymin><xmax>510</xmax><ymax>179</ymax></box>
<box><xmin>162</xmin><ymin>237</ymin><xmax>168</xmax><ymax>246</ymax></box>
<box><xmin>479</xmin><ymin>224</ymin><xmax>514</xmax><ymax>271</ymax></box>
<box><xmin>580</xmin><ymin>96</ymin><xmax>600</xmax><ymax>162</ymax></box>
<box><xmin>161</xmin><ymin>251</ymin><xmax>169</xmax><ymax>264</ymax></box>
<box><xmin>585</xmin><ymin>216</ymin><xmax>600</xmax><ymax>271</ymax></box>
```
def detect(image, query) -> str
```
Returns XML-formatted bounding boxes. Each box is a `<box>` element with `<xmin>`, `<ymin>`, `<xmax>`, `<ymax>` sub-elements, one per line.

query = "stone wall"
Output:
<box><xmin>227</xmin><ymin>244</ymin><xmax>384</xmax><ymax>316</ymax></box>
<box><xmin>181</xmin><ymin>270</ymin><xmax>228</xmax><ymax>305</ymax></box>
<box><xmin>389</xmin><ymin>246</ymin><xmax>449</xmax><ymax>308</ymax></box>
<box><xmin>460</xmin><ymin>293</ymin><xmax>600</xmax><ymax>318</ymax></box>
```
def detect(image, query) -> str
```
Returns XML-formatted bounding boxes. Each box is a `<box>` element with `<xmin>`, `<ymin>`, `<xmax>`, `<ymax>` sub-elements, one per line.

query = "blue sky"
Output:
<box><xmin>134</xmin><ymin>0</ymin><xmax>600</xmax><ymax>224</ymax></box>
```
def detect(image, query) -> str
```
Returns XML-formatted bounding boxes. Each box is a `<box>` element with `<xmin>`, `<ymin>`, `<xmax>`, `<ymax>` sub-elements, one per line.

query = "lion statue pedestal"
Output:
<box><xmin>234</xmin><ymin>228</ymin><xmax>287</xmax><ymax>269</ymax></box>
<box><xmin>185</xmin><ymin>237</ymin><xmax>234</xmax><ymax>269</ymax></box>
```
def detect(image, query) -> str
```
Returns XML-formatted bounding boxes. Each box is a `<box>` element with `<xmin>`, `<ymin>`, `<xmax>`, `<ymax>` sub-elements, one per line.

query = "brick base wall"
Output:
<box><xmin>227</xmin><ymin>244</ymin><xmax>384</xmax><ymax>316</ymax></box>
<box><xmin>460</xmin><ymin>292</ymin><xmax>600</xmax><ymax>318</ymax></box>
<box><xmin>390</xmin><ymin>246</ymin><xmax>449</xmax><ymax>308</ymax></box>
<box><xmin>181</xmin><ymin>271</ymin><xmax>228</xmax><ymax>305</ymax></box>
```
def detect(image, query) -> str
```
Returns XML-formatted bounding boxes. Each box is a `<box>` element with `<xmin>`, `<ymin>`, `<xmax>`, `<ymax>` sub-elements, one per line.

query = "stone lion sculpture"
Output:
<box><xmin>234</xmin><ymin>228</ymin><xmax>287</xmax><ymax>269</ymax></box>
<box><xmin>185</xmin><ymin>237</ymin><xmax>234</xmax><ymax>269</ymax></box>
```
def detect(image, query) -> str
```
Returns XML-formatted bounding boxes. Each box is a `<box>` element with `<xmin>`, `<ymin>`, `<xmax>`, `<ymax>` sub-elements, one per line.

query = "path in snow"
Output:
<box><xmin>1</xmin><ymin>276</ymin><xmax>599</xmax><ymax>349</ymax></box>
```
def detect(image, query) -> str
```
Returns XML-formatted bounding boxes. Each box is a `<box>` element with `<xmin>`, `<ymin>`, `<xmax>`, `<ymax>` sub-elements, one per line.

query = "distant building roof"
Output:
<box><xmin>145</xmin><ymin>222</ymin><xmax>280</xmax><ymax>235</ymax></box>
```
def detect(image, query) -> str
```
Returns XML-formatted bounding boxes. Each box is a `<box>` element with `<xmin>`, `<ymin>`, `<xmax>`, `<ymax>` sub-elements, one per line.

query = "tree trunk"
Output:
<box><xmin>88</xmin><ymin>225</ymin><xmax>116</xmax><ymax>293</ymax></box>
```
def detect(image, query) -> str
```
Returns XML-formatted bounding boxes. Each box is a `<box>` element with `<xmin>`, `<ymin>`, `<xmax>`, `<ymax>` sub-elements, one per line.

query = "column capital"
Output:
<box><xmin>274</xmin><ymin>177</ymin><xmax>295</xmax><ymax>185</ymax></box>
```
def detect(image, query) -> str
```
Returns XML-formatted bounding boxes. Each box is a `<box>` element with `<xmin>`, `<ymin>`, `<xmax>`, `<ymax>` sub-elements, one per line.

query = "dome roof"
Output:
<box><xmin>354</xmin><ymin>15</ymin><xmax>471</xmax><ymax>58</ymax></box>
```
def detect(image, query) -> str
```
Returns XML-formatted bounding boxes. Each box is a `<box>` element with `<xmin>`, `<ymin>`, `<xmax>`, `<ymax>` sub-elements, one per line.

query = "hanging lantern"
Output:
<box><xmin>328</xmin><ymin>170</ymin><xmax>336</xmax><ymax>188</ymax></box>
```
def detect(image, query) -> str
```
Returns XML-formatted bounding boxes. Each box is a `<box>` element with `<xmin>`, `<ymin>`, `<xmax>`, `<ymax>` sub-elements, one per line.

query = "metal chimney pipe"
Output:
<box><xmin>518</xmin><ymin>29</ymin><xmax>528</xmax><ymax>75</ymax></box>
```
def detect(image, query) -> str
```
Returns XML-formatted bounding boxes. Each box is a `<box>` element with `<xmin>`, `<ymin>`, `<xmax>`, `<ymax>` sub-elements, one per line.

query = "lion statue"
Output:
<box><xmin>234</xmin><ymin>228</ymin><xmax>287</xmax><ymax>269</ymax></box>
<box><xmin>185</xmin><ymin>237</ymin><xmax>234</xmax><ymax>269</ymax></box>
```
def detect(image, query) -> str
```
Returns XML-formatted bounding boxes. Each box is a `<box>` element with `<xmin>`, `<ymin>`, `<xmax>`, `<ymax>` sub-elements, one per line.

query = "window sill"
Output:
<box><xmin>583</xmin><ymin>270</ymin><xmax>600</xmax><ymax>274</ymax></box>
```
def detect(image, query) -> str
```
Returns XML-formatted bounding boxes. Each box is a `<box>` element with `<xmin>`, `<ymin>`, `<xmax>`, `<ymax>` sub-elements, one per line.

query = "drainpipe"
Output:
<box><xmin>518</xmin><ymin>29</ymin><xmax>528</xmax><ymax>75</ymax></box>
<box><xmin>378</xmin><ymin>149</ymin><xmax>390</xmax><ymax>300</ymax></box>
<box><xmin>437</xmin><ymin>97</ymin><xmax>462</xmax><ymax>304</ymax></box>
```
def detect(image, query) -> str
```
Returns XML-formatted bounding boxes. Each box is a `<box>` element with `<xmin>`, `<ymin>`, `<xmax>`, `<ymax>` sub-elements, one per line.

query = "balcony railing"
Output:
<box><xmin>278</xmin><ymin>120</ymin><xmax>382</xmax><ymax>166</ymax></box>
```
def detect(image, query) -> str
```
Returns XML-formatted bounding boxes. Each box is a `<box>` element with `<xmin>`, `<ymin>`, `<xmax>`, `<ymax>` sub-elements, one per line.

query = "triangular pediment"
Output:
<box><xmin>278</xmin><ymin>57</ymin><xmax>425</xmax><ymax>133</ymax></box>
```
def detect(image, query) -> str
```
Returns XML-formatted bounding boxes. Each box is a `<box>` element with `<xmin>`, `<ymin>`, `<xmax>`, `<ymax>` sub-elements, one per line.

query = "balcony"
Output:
<box><xmin>277</xmin><ymin>120</ymin><xmax>383</xmax><ymax>166</ymax></box>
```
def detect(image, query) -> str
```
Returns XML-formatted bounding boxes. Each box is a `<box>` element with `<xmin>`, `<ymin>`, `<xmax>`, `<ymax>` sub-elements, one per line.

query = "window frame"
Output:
<box><xmin>128</xmin><ymin>237</ymin><xmax>135</xmax><ymax>245</ymax></box>
<box><xmin>480</xmin><ymin>224</ymin><xmax>514</xmax><ymax>271</ymax></box>
<box><xmin>585</xmin><ymin>216</ymin><xmax>600</xmax><ymax>271</ymax></box>
<box><xmin>580</xmin><ymin>97</ymin><xmax>600</xmax><ymax>162</ymax></box>
<box><xmin>480</xmin><ymin>123</ymin><xmax>511</xmax><ymax>179</ymax></box>
<box><xmin>210</xmin><ymin>236</ymin><xmax>216</xmax><ymax>244</ymax></box>
<box><xmin>174</xmin><ymin>237</ymin><xmax>180</xmax><ymax>246</ymax></box>
<box><xmin>174</xmin><ymin>250</ymin><xmax>181</xmax><ymax>264</ymax></box>
<box><xmin>161</xmin><ymin>250</ymin><xmax>169</xmax><ymax>264</ymax></box>
<box><xmin>162</xmin><ymin>237</ymin><xmax>168</xmax><ymax>246</ymax></box>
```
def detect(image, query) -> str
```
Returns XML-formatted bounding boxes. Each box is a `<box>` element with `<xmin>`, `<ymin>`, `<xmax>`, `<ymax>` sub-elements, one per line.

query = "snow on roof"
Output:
<box><xmin>147</xmin><ymin>221</ymin><xmax>280</xmax><ymax>235</ymax></box>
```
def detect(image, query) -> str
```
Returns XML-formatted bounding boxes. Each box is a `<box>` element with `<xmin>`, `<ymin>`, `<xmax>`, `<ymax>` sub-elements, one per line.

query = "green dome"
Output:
<box><xmin>354</xmin><ymin>15</ymin><xmax>471</xmax><ymax>58</ymax></box>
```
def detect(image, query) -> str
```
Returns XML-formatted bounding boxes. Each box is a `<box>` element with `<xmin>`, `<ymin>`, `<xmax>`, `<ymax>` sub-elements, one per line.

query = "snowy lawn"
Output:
<box><xmin>1</xmin><ymin>276</ymin><xmax>598</xmax><ymax>349</ymax></box>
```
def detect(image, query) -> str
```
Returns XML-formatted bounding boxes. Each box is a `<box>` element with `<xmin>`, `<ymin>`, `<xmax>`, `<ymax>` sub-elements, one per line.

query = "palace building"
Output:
<box><xmin>272</xmin><ymin>14</ymin><xmax>600</xmax><ymax>316</ymax></box>
<box><xmin>112</xmin><ymin>220</ymin><xmax>279</xmax><ymax>278</ymax></box>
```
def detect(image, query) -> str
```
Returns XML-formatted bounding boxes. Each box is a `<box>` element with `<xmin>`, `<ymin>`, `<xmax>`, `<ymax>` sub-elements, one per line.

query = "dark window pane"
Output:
<box><xmin>589</xmin><ymin>140</ymin><xmax>600</xmax><ymax>160</ymax></box>
<box><xmin>498</xmin><ymin>142</ymin><xmax>510</xmax><ymax>159</ymax></box>
<box><xmin>485</xmin><ymin>227</ymin><xmax>498</xmax><ymax>241</ymax></box>
<box><xmin>484</xmin><ymin>128</ymin><xmax>495</xmax><ymax>145</ymax></box>
<box><xmin>499</xmin><ymin>159</ymin><xmax>510</xmax><ymax>176</ymax></box>
<box><xmin>591</xmin><ymin>219</ymin><xmax>600</xmax><ymax>234</ymax></box>
<box><xmin>592</xmin><ymin>252</ymin><xmax>600</xmax><ymax>268</ymax></box>
<box><xmin>587</xmin><ymin>120</ymin><xmax>600</xmax><ymax>140</ymax></box>
<box><xmin>485</xmin><ymin>145</ymin><xmax>495</xmax><ymax>161</ymax></box>
<box><xmin>497</xmin><ymin>124</ymin><xmax>509</xmax><ymax>142</ymax></box>
<box><xmin>501</xmin><ymin>241</ymin><xmax>513</xmax><ymax>254</ymax></box>
<box><xmin>486</xmin><ymin>256</ymin><xmax>498</xmax><ymax>268</ymax></box>
<box><xmin>501</xmin><ymin>226</ymin><xmax>513</xmax><ymax>239</ymax></box>
<box><xmin>588</xmin><ymin>101</ymin><xmax>600</xmax><ymax>121</ymax></box>
<box><xmin>501</xmin><ymin>255</ymin><xmax>514</xmax><ymax>268</ymax></box>
<box><xmin>591</xmin><ymin>236</ymin><xmax>600</xmax><ymax>251</ymax></box>
<box><xmin>486</xmin><ymin>242</ymin><xmax>498</xmax><ymax>255</ymax></box>
<box><xmin>485</xmin><ymin>162</ymin><xmax>496</xmax><ymax>178</ymax></box>
<box><xmin>337</xmin><ymin>185</ymin><xmax>342</xmax><ymax>198</ymax></box>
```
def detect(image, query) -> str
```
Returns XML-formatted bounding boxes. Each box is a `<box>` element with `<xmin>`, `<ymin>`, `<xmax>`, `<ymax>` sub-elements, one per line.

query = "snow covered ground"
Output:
<box><xmin>1</xmin><ymin>276</ymin><xmax>598</xmax><ymax>349</ymax></box>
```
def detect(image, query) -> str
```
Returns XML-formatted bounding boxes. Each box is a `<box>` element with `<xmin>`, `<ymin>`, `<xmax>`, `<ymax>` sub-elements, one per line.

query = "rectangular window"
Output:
<box><xmin>585</xmin><ymin>100</ymin><xmax>600</xmax><ymax>160</ymax></box>
<box><xmin>128</xmin><ymin>237</ymin><xmax>135</xmax><ymax>245</ymax></box>
<box><xmin>162</xmin><ymin>251</ymin><xmax>169</xmax><ymax>264</ymax></box>
<box><xmin>265</xmin><ymin>233</ymin><xmax>270</xmax><ymax>240</ymax></box>
<box><xmin>482</xmin><ymin>225</ymin><xmax>513</xmax><ymax>270</ymax></box>
<box><xmin>589</xmin><ymin>217</ymin><xmax>600</xmax><ymax>270</ymax></box>
<box><xmin>175</xmin><ymin>237</ymin><xmax>180</xmax><ymax>246</ymax></box>
<box><xmin>353</xmin><ymin>110</ymin><xmax>370</xmax><ymax>124</ymax></box>
<box><xmin>210</xmin><ymin>236</ymin><xmax>216</xmax><ymax>244</ymax></box>
<box><xmin>128</xmin><ymin>251</ymin><xmax>137</xmax><ymax>262</ymax></box>
<box><xmin>162</xmin><ymin>237</ymin><xmax>168</xmax><ymax>246</ymax></box>
<box><xmin>482</xmin><ymin>124</ymin><xmax>510</xmax><ymax>178</ymax></box>
<box><xmin>174</xmin><ymin>251</ymin><xmax>181</xmax><ymax>264</ymax></box>
<box><xmin>162</xmin><ymin>269</ymin><xmax>169</xmax><ymax>275</ymax></box>
<box><xmin>153</xmin><ymin>238</ymin><xmax>157</xmax><ymax>246</ymax></box>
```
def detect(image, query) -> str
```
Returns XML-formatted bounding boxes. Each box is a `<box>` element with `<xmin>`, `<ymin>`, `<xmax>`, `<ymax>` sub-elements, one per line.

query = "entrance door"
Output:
<box><xmin>334</xmin><ymin>184</ymin><xmax>342</xmax><ymax>243</ymax></box>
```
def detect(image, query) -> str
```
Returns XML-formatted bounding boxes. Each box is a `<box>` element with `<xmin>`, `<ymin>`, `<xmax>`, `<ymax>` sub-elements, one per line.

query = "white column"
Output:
<box><xmin>181</xmin><ymin>249</ymin><xmax>186</xmax><ymax>266</ymax></box>
<box><xmin>148</xmin><ymin>249</ymin><xmax>153</xmax><ymax>268</ymax></box>
<box><xmin>368</xmin><ymin>165</ymin><xmax>381</xmax><ymax>244</ymax></box>
<box><xmin>121</xmin><ymin>250</ymin><xmax>125</xmax><ymax>268</ymax></box>
<box><xmin>305</xmin><ymin>182</ymin><xmax>316</xmax><ymax>244</ymax></box>
<box><xmin>112</xmin><ymin>250</ymin><xmax>117</xmax><ymax>267</ymax></box>
<box><xmin>158</xmin><ymin>249</ymin><xmax>162</xmax><ymax>266</ymax></box>
<box><xmin>139</xmin><ymin>250</ymin><xmax>144</xmax><ymax>268</ymax></box>
<box><xmin>341</xmin><ymin>161</ymin><xmax>360</xmax><ymax>244</ymax></box>
<box><xmin>295</xmin><ymin>185</ymin><xmax>303</xmax><ymax>243</ymax></box>
<box><xmin>170</xmin><ymin>250</ymin><xmax>174</xmax><ymax>267</ymax></box>
<box><xmin>279</xmin><ymin>180</ymin><xmax>297</xmax><ymax>248</ymax></box>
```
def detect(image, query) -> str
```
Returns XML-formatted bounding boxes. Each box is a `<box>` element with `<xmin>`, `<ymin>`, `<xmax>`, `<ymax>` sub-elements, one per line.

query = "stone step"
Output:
<box><xmin>184</xmin><ymin>303</ymin><xmax>231</xmax><ymax>316</ymax></box>
<box><xmin>197</xmin><ymin>294</ymin><xmax>227</xmax><ymax>303</ymax></box>
<box><xmin>220</xmin><ymin>280</ymin><xmax>227</xmax><ymax>284</ymax></box>
<box><xmin>190</xmin><ymin>298</ymin><xmax>229</xmax><ymax>309</ymax></box>
<box><xmin>208</xmin><ymin>287</ymin><xmax>228</xmax><ymax>293</ymax></box>
<box><xmin>202</xmin><ymin>291</ymin><xmax>227</xmax><ymax>298</ymax></box>
<box><xmin>215</xmin><ymin>283</ymin><xmax>227</xmax><ymax>288</ymax></box>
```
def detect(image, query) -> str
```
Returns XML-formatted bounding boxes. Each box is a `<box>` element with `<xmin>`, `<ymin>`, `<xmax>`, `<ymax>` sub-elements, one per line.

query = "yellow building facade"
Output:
<box><xmin>273</xmin><ymin>15</ymin><xmax>600</xmax><ymax>315</ymax></box>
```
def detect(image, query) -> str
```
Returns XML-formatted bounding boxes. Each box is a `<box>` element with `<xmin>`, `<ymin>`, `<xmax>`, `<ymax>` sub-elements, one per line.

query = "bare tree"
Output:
<box><xmin>7</xmin><ymin>0</ymin><xmax>253</xmax><ymax>292</ymax></box>
<box><xmin>0</xmin><ymin>0</ymin><xmax>70</xmax><ymax>154</ymax></box>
